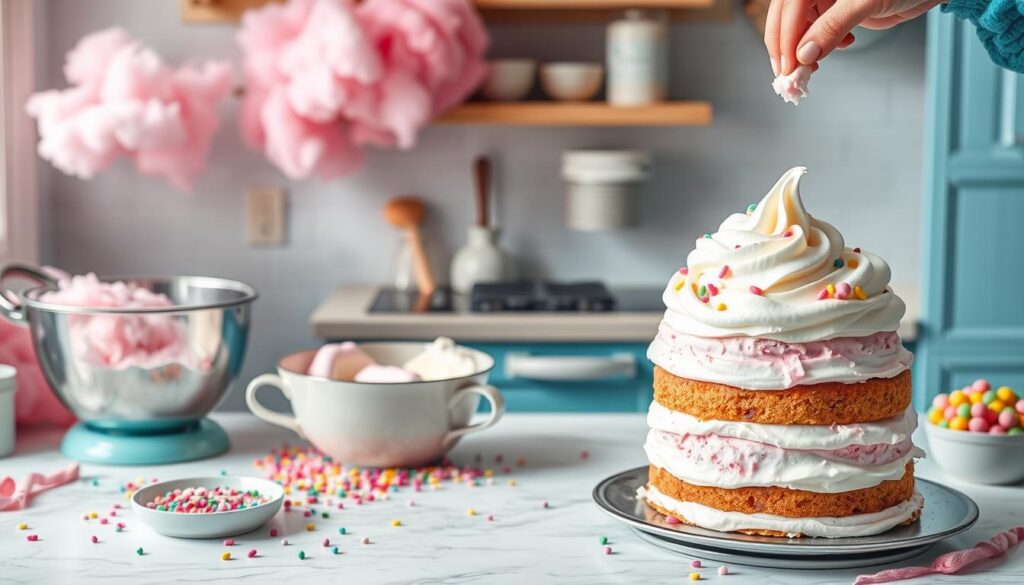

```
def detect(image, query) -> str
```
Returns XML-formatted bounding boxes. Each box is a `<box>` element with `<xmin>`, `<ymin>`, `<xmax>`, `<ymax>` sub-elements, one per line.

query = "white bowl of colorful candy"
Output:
<box><xmin>924</xmin><ymin>380</ymin><xmax>1024</xmax><ymax>485</ymax></box>
<box><xmin>131</xmin><ymin>477</ymin><xmax>284</xmax><ymax>538</ymax></box>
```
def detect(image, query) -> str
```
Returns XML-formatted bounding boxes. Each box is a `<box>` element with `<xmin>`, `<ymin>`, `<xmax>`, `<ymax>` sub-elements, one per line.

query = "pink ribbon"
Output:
<box><xmin>853</xmin><ymin>527</ymin><xmax>1024</xmax><ymax>584</ymax></box>
<box><xmin>0</xmin><ymin>464</ymin><xmax>80</xmax><ymax>511</ymax></box>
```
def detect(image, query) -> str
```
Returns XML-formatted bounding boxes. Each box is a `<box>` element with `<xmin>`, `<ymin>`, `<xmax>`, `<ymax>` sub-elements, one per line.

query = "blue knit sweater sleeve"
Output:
<box><xmin>944</xmin><ymin>0</ymin><xmax>1024</xmax><ymax>72</ymax></box>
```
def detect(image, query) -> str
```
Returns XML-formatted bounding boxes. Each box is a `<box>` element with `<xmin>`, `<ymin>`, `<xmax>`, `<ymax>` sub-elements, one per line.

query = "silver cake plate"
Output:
<box><xmin>593</xmin><ymin>466</ymin><xmax>979</xmax><ymax>570</ymax></box>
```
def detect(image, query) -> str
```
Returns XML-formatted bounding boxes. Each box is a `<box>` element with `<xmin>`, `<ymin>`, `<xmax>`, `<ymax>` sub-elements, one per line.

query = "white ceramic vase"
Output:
<box><xmin>450</xmin><ymin>226</ymin><xmax>512</xmax><ymax>294</ymax></box>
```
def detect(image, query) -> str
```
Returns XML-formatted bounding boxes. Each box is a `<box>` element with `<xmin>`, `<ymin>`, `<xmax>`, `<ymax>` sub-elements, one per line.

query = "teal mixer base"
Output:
<box><xmin>62</xmin><ymin>419</ymin><xmax>230</xmax><ymax>465</ymax></box>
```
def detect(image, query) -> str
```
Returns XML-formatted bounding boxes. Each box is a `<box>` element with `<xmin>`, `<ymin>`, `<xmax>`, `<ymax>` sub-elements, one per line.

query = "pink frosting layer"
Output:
<box><xmin>644</xmin><ymin>430</ymin><xmax>919</xmax><ymax>492</ymax></box>
<box><xmin>647</xmin><ymin>325</ymin><xmax>913</xmax><ymax>389</ymax></box>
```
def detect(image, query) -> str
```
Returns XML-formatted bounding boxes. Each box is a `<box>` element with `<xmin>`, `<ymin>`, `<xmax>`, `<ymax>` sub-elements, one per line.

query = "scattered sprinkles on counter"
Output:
<box><xmin>689</xmin><ymin>572</ymin><xmax>701</xmax><ymax>581</ymax></box>
<box><xmin>136</xmin><ymin>546</ymin><xmax>144</xmax><ymax>556</ymax></box>
<box><xmin>360</xmin><ymin>536</ymin><xmax>370</xmax><ymax>545</ymax></box>
<box><xmin>90</xmin><ymin>535</ymin><xmax>98</xmax><ymax>544</ymax></box>
<box><xmin>600</xmin><ymin>536</ymin><xmax>609</xmax><ymax>545</ymax></box>
<box><xmin>16</xmin><ymin>523</ymin><xmax>27</xmax><ymax>530</ymax></box>
<box><xmin>221</xmin><ymin>551</ymin><xmax>231</xmax><ymax>561</ymax></box>
<box><xmin>297</xmin><ymin>550</ymin><xmax>306</xmax><ymax>560</ymax></box>
<box><xmin>691</xmin><ymin>560</ymin><xmax>702</xmax><ymax>568</ymax></box>
<box><xmin>929</xmin><ymin>380</ymin><xmax>1024</xmax><ymax>434</ymax></box>
<box><xmin>603</xmin><ymin>546</ymin><xmax>612</xmax><ymax>555</ymax></box>
<box><xmin>247</xmin><ymin>549</ymin><xmax>257</xmax><ymax>558</ymax></box>
<box><xmin>26</xmin><ymin>534</ymin><xmax>39</xmax><ymax>542</ymax></box>
<box><xmin>718</xmin><ymin>566</ymin><xmax>730</xmax><ymax>575</ymax></box>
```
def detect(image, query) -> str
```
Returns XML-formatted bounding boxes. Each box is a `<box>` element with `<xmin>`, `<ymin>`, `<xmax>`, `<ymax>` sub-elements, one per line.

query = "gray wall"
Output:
<box><xmin>38</xmin><ymin>0</ymin><xmax>926</xmax><ymax>410</ymax></box>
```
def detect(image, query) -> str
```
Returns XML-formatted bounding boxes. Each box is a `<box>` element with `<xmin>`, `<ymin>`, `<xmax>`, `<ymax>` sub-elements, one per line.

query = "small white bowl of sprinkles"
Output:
<box><xmin>131</xmin><ymin>476</ymin><xmax>284</xmax><ymax>538</ymax></box>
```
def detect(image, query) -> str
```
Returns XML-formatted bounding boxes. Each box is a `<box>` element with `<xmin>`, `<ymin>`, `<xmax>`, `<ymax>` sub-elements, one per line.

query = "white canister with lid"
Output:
<box><xmin>561</xmin><ymin>150</ymin><xmax>651</xmax><ymax>231</ymax></box>
<box><xmin>606</xmin><ymin>10</ymin><xmax>669</xmax><ymax>106</ymax></box>
<box><xmin>0</xmin><ymin>364</ymin><xmax>15</xmax><ymax>457</ymax></box>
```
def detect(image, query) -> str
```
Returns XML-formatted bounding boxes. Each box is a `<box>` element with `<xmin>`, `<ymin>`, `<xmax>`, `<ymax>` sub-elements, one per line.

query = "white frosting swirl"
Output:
<box><xmin>638</xmin><ymin>485</ymin><xmax>923</xmax><ymax>538</ymax></box>
<box><xmin>660</xmin><ymin>167</ymin><xmax>906</xmax><ymax>343</ymax></box>
<box><xmin>647</xmin><ymin>402</ymin><xmax>918</xmax><ymax>450</ymax></box>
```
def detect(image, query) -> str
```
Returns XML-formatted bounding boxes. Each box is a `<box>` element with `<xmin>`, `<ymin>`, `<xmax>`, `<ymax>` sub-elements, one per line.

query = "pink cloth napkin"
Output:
<box><xmin>0</xmin><ymin>464</ymin><xmax>81</xmax><ymax>511</ymax></box>
<box><xmin>853</xmin><ymin>527</ymin><xmax>1024</xmax><ymax>584</ymax></box>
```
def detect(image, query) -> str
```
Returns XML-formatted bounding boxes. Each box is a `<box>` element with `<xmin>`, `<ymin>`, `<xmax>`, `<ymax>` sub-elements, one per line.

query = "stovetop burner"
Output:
<box><xmin>367</xmin><ymin>281</ymin><xmax>663</xmax><ymax>314</ymax></box>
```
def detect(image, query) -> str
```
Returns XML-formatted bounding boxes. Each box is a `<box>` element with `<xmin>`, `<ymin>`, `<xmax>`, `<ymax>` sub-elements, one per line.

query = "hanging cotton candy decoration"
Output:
<box><xmin>237</xmin><ymin>0</ymin><xmax>488</xmax><ymax>180</ymax></box>
<box><xmin>26</xmin><ymin>28</ymin><xmax>233</xmax><ymax>192</ymax></box>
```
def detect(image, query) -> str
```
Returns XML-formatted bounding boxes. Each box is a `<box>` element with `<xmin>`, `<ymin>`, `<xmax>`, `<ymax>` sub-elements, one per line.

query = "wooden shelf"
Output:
<box><xmin>474</xmin><ymin>0</ymin><xmax>711</xmax><ymax>8</ymax></box>
<box><xmin>180</xmin><ymin>0</ymin><xmax>726</xmax><ymax>22</ymax></box>
<box><xmin>435</xmin><ymin>101</ymin><xmax>712</xmax><ymax>126</ymax></box>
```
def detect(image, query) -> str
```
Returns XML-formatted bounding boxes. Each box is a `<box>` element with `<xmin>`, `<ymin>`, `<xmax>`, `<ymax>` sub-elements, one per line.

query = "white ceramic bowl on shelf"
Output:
<box><xmin>924</xmin><ymin>423</ymin><xmax>1024</xmax><ymax>485</ymax></box>
<box><xmin>481</xmin><ymin>59</ymin><xmax>536</xmax><ymax>101</ymax></box>
<box><xmin>540</xmin><ymin>62</ymin><xmax>604</xmax><ymax>102</ymax></box>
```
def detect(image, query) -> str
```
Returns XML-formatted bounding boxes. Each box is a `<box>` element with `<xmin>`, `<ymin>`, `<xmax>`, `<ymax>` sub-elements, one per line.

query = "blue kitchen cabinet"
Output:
<box><xmin>916</xmin><ymin>13</ymin><xmax>1024</xmax><ymax>408</ymax></box>
<box><xmin>465</xmin><ymin>342</ymin><xmax>653</xmax><ymax>412</ymax></box>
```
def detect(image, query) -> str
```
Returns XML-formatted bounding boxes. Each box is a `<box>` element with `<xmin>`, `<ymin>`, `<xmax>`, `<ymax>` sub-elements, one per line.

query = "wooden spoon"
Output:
<box><xmin>474</xmin><ymin>156</ymin><xmax>491</xmax><ymax>228</ymax></box>
<box><xmin>384</xmin><ymin>196</ymin><xmax>436</xmax><ymax>295</ymax></box>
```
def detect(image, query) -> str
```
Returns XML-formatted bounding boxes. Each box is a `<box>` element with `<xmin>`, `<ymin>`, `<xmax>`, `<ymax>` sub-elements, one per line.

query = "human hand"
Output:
<box><xmin>764</xmin><ymin>0</ymin><xmax>946</xmax><ymax>76</ymax></box>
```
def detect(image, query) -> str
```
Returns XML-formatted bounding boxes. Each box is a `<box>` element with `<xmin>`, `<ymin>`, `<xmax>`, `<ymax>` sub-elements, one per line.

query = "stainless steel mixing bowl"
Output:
<box><xmin>0</xmin><ymin>264</ymin><xmax>257</xmax><ymax>432</ymax></box>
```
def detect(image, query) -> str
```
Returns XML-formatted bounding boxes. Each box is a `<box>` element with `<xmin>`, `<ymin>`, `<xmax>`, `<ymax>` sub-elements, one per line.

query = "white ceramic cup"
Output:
<box><xmin>0</xmin><ymin>364</ymin><xmax>15</xmax><ymax>457</ymax></box>
<box><xmin>245</xmin><ymin>342</ymin><xmax>504</xmax><ymax>468</ymax></box>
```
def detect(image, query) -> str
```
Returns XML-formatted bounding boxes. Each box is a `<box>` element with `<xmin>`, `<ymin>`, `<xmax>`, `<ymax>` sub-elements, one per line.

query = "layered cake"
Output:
<box><xmin>639</xmin><ymin>167</ymin><xmax>922</xmax><ymax>538</ymax></box>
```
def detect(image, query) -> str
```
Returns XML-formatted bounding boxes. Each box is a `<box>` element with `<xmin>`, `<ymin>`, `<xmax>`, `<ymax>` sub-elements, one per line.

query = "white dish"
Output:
<box><xmin>540</xmin><ymin>62</ymin><xmax>604</xmax><ymax>102</ymax></box>
<box><xmin>131</xmin><ymin>476</ymin><xmax>284</xmax><ymax>538</ymax></box>
<box><xmin>924</xmin><ymin>423</ymin><xmax>1024</xmax><ymax>485</ymax></box>
<box><xmin>482</xmin><ymin>59</ymin><xmax>536</xmax><ymax>101</ymax></box>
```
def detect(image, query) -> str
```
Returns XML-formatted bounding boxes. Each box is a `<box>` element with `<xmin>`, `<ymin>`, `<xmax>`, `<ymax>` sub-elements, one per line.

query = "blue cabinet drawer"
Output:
<box><xmin>466</xmin><ymin>342</ymin><xmax>653</xmax><ymax>412</ymax></box>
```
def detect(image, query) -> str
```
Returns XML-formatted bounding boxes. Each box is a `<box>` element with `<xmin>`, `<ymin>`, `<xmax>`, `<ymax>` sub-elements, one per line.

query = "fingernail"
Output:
<box><xmin>770</xmin><ymin>56</ymin><xmax>780</xmax><ymax>76</ymax></box>
<box><xmin>797</xmin><ymin>41</ymin><xmax>821</xmax><ymax>64</ymax></box>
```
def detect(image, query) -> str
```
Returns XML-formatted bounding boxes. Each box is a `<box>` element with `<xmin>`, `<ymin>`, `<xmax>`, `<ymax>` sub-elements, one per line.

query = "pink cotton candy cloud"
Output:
<box><xmin>26</xmin><ymin>28</ymin><xmax>233</xmax><ymax>192</ymax></box>
<box><xmin>237</xmin><ymin>0</ymin><xmax>488</xmax><ymax>180</ymax></box>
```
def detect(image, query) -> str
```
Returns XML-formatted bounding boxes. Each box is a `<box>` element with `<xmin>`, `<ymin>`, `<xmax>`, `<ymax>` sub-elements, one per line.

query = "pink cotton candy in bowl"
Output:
<box><xmin>0</xmin><ymin>266</ymin><xmax>257</xmax><ymax>440</ymax></box>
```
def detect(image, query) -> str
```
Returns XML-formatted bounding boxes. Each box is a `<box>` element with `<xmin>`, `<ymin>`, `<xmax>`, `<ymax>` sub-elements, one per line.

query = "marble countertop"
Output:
<box><xmin>2</xmin><ymin>413</ymin><xmax>1016</xmax><ymax>585</ymax></box>
<box><xmin>309</xmin><ymin>285</ymin><xmax>921</xmax><ymax>342</ymax></box>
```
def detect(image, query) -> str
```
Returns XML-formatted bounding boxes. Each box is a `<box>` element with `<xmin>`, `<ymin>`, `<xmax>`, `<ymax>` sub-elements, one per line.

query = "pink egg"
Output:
<box><xmin>968</xmin><ymin>417</ymin><xmax>990</xmax><ymax>433</ymax></box>
<box><xmin>973</xmin><ymin>379</ymin><xmax>991</xmax><ymax>393</ymax></box>
<box><xmin>989</xmin><ymin>425</ymin><xmax>1007</xmax><ymax>434</ymax></box>
<box><xmin>970</xmin><ymin>403</ymin><xmax>988</xmax><ymax>418</ymax></box>
<box><xmin>944</xmin><ymin>405</ymin><xmax>958</xmax><ymax>420</ymax></box>
<box><xmin>932</xmin><ymin>394</ymin><xmax>950</xmax><ymax>409</ymax></box>
<box><xmin>998</xmin><ymin>410</ymin><xmax>1019</xmax><ymax>429</ymax></box>
<box><xmin>1016</xmin><ymin>399</ymin><xmax>1024</xmax><ymax>415</ymax></box>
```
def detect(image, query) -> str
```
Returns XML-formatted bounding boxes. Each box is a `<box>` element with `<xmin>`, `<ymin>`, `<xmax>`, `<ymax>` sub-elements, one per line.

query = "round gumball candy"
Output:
<box><xmin>985</xmin><ymin>407</ymin><xmax>1000</xmax><ymax>424</ymax></box>
<box><xmin>1008</xmin><ymin>427</ymin><xmax>1023</xmax><ymax>435</ymax></box>
<box><xmin>998</xmin><ymin>409</ymin><xmax>1019</xmax><ymax>429</ymax></box>
<box><xmin>944</xmin><ymin>405</ymin><xmax>958</xmax><ymax>420</ymax></box>
<box><xmin>990</xmin><ymin>425</ymin><xmax>1007</xmax><ymax>435</ymax></box>
<box><xmin>968</xmin><ymin>417</ymin><xmax>990</xmax><ymax>433</ymax></box>
<box><xmin>997</xmin><ymin>386</ymin><xmax>1018</xmax><ymax>403</ymax></box>
<box><xmin>933</xmin><ymin>393</ymin><xmax>950</xmax><ymax>409</ymax></box>
<box><xmin>956</xmin><ymin>403</ymin><xmax>971</xmax><ymax>419</ymax></box>
<box><xmin>1017</xmin><ymin>399</ymin><xmax>1024</xmax><ymax>415</ymax></box>
<box><xmin>972</xmin><ymin>379</ymin><xmax>990</xmax><ymax>392</ymax></box>
<box><xmin>970</xmin><ymin>403</ymin><xmax>988</xmax><ymax>418</ymax></box>
<box><xmin>982</xmin><ymin>390</ymin><xmax>997</xmax><ymax>404</ymax></box>
<box><xmin>969</xmin><ymin>391</ymin><xmax>984</xmax><ymax>404</ymax></box>
<box><xmin>989</xmin><ymin>399</ymin><xmax>1006</xmax><ymax>413</ymax></box>
<box><xmin>928</xmin><ymin>407</ymin><xmax>945</xmax><ymax>425</ymax></box>
<box><xmin>950</xmin><ymin>416</ymin><xmax>969</xmax><ymax>431</ymax></box>
<box><xmin>949</xmin><ymin>390</ymin><xmax>967</xmax><ymax>406</ymax></box>
<box><xmin>937</xmin><ymin>419</ymin><xmax>950</xmax><ymax>429</ymax></box>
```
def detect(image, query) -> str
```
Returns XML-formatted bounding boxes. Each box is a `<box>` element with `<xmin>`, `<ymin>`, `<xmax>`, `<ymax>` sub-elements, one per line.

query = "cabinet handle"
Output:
<box><xmin>504</xmin><ymin>353</ymin><xmax>636</xmax><ymax>381</ymax></box>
